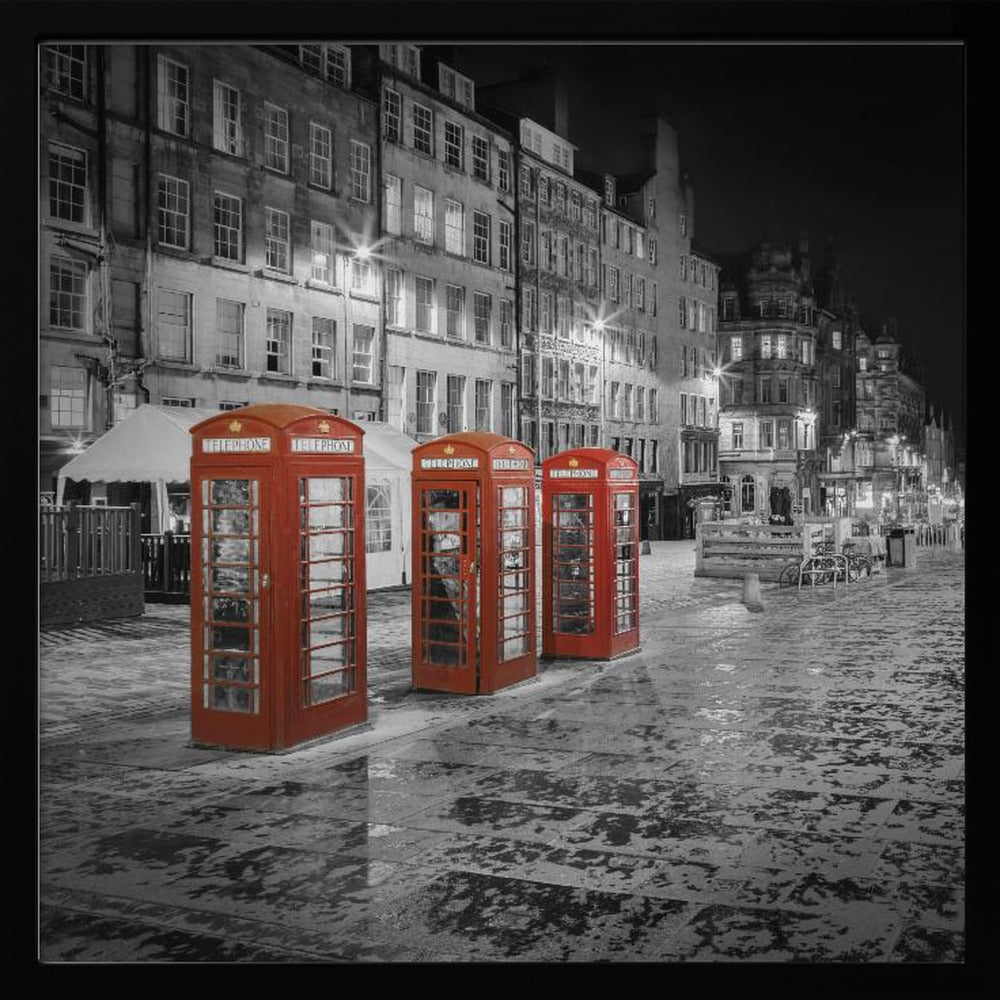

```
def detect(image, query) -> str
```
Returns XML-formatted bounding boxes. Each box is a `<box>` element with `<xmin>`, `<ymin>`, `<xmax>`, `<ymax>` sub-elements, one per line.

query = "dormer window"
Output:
<box><xmin>439</xmin><ymin>63</ymin><xmax>475</xmax><ymax>110</ymax></box>
<box><xmin>604</xmin><ymin>174</ymin><xmax>616</xmax><ymax>206</ymax></box>
<box><xmin>380</xmin><ymin>43</ymin><xmax>420</xmax><ymax>81</ymax></box>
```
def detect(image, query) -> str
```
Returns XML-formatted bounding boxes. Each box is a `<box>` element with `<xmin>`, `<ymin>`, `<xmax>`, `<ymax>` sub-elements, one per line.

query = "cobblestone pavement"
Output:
<box><xmin>38</xmin><ymin>542</ymin><xmax>965</xmax><ymax>963</ymax></box>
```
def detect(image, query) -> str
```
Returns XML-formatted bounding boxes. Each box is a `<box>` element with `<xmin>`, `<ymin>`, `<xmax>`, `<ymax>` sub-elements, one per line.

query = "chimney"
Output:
<box><xmin>553</xmin><ymin>75</ymin><xmax>569</xmax><ymax>139</ymax></box>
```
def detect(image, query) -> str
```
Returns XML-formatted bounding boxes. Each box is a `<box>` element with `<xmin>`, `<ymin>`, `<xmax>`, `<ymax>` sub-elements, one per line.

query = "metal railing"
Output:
<box><xmin>40</xmin><ymin>503</ymin><xmax>141</xmax><ymax>582</ymax></box>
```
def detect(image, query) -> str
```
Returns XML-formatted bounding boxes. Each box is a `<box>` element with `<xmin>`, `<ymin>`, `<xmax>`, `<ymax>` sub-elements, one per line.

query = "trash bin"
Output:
<box><xmin>887</xmin><ymin>526</ymin><xmax>916</xmax><ymax>568</ymax></box>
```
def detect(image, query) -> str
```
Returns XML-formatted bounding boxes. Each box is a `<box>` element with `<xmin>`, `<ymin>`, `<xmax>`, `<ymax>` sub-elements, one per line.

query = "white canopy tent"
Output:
<box><xmin>56</xmin><ymin>404</ymin><xmax>217</xmax><ymax>534</ymax></box>
<box><xmin>56</xmin><ymin>405</ymin><xmax>416</xmax><ymax>590</ymax></box>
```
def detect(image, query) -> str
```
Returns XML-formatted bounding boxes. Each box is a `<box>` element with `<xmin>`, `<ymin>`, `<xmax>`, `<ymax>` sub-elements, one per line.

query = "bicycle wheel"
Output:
<box><xmin>778</xmin><ymin>563</ymin><xmax>800</xmax><ymax>588</ymax></box>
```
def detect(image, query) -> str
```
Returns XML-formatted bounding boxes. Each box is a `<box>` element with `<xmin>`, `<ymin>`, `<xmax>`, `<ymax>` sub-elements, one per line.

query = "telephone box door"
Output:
<box><xmin>191</xmin><ymin>470</ymin><xmax>272</xmax><ymax>749</ymax></box>
<box><xmin>413</xmin><ymin>482</ymin><xmax>478</xmax><ymax>694</ymax></box>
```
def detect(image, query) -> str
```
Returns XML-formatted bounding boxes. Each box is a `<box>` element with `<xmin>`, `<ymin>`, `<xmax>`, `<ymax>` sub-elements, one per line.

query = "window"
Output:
<box><xmin>266</xmin><ymin>308</ymin><xmax>291</xmax><ymax>374</ymax></box>
<box><xmin>474</xmin><ymin>379</ymin><xmax>492</xmax><ymax>431</ymax></box>
<box><xmin>521</xmin><ymin>222</ymin><xmax>535</xmax><ymax>265</ymax></box>
<box><xmin>555</xmin><ymin>182</ymin><xmax>567</xmax><ymax>214</ymax></box>
<box><xmin>832</xmin><ymin>329</ymin><xmax>842</xmax><ymax>350</ymax></box>
<box><xmin>608</xmin><ymin>266</ymin><xmax>620</xmax><ymax>302</ymax></box>
<box><xmin>573</xmin><ymin>363</ymin><xmax>585</xmax><ymax>401</ymax></box>
<box><xmin>649</xmin><ymin>388</ymin><xmax>658</xmax><ymax>421</ymax></box>
<box><xmin>679</xmin><ymin>296</ymin><xmax>687</xmax><ymax>328</ymax></box>
<box><xmin>680</xmin><ymin>393</ymin><xmax>688</xmax><ymax>426</ymax></box>
<box><xmin>382</xmin><ymin>87</ymin><xmax>401</xmax><ymax>142</ymax></box>
<box><xmin>213</xmin><ymin>191</ymin><xmax>243</xmax><ymax>260</ymax></box>
<box><xmin>540</xmin><ymin>294</ymin><xmax>551</xmax><ymax>336</ymax></box>
<box><xmin>732</xmin><ymin>423</ymin><xmax>744</xmax><ymax>449</ymax></box>
<box><xmin>444</xmin><ymin>121</ymin><xmax>464</xmax><ymax>169</ymax></box>
<box><xmin>556</xmin><ymin>296</ymin><xmax>570</xmax><ymax>340</ymax></box>
<box><xmin>307</xmin><ymin>317</ymin><xmax>335</xmax><ymax>379</ymax></box>
<box><xmin>309</xmin><ymin>123</ymin><xmax>332</xmax><ymax>188</ymax></box>
<box><xmin>541</xmin><ymin>357</ymin><xmax>554</xmax><ymax>399</ymax></box>
<box><xmin>501</xmin><ymin>382</ymin><xmax>515</xmax><ymax>437</ymax></box>
<box><xmin>157</xmin><ymin>288</ymin><xmax>192</xmax><ymax>361</ymax></box>
<box><xmin>730</xmin><ymin>335</ymin><xmax>743</xmax><ymax>361</ymax></box>
<box><xmin>538</xmin><ymin>175</ymin><xmax>550</xmax><ymax>206</ymax></box>
<box><xmin>500</xmin><ymin>300</ymin><xmax>513</xmax><ymax>348</ymax></box>
<box><xmin>557</xmin><ymin>360</ymin><xmax>570</xmax><ymax>400</ymax></box>
<box><xmin>604</xmin><ymin>175</ymin><xmax>615</xmax><ymax>205</ymax></box>
<box><xmin>730</xmin><ymin>377</ymin><xmax>742</xmax><ymax>405</ymax></box>
<box><xmin>472</xmin><ymin>211</ymin><xmax>491</xmax><ymax>264</ymax></box>
<box><xmin>414</xmin><ymin>186</ymin><xmax>434</xmax><ymax>244</ymax></box>
<box><xmin>541</xmin><ymin>231</ymin><xmax>553</xmax><ymax>270</ymax></box>
<box><xmin>623</xmin><ymin>274</ymin><xmax>632</xmax><ymax>308</ymax></box>
<box><xmin>216</xmin><ymin>299</ymin><xmax>244</xmax><ymax>368</ymax></box>
<box><xmin>264</xmin><ymin>207</ymin><xmax>290</xmax><ymax>272</ymax></box>
<box><xmin>352</xmin><ymin>325</ymin><xmax>375</xmax><ymax>383</ymax></box>
<box><xmin>760</xmin><ymin>334</ymin><xmax>772</xmax><ymax>360</ymax></box>
<box><xmin>472</xmin><ymin>135</ymin><xmax>490</xmax><ymax>181</ymax></box>
<box><xmin>522</xmin><ymin>354</ymin><xmax>535</xmax><ymax>399</ymax></box>
<box><xmin>573</xmin><ymin>243</ymin><xmax>584</xmax><ymax>283</ymax></box>
<box><xmin>447</xmin><ymin>375</ymin><xmax>466</xmax><ymax>431</ymax></box>
<box><xmin>50</xmin><ymin>366</ymin><xmax>88</xmax><ymax>427</ymax></box>
<box><xmin>445</xmin><ymin>200</ymin><xmax>465</xmax><ymax>255</ymax></box>
<box><xmin>350</xmin><ymin>141</ymin><xmax>371</xmax><ymax>202</ymax></box>
<box><xmin>386</xmin><ymin>268</ymin><xmax>403</xmax><ymax>327</ymax></box>
<box><xmin>46</xmin><ymin>45</ymin><xmax>86</xmax><ymax>100</ymax></box>
<box><xmin>498</xmin><ymin>149</ymin><xmax>511</xmax><ymax>191</ymax></box>
<box><xmin>859</xmin><ymin>356</ymin><xmax>868</xmax><ymax>371</ymax></box>
<box><xmin>523</xmin><ymin>286</ymin><xmax>536</xmax><ymax>331</ymax></box>
<box><xmin>473</xmin><ymin>291</ymin><xmax>491</xmax><ymax>344</ymax></box>
<box><xmin>833</xmin><ymin>400</ymin><xmax>842</xmax><ymax>427</ymax></box>
<box><xmin>155</xmin><ymin>174</ymin><xmax>189</xmax><ymax>249</ymax></box>
<box><xmin>610</xmin><ymin>381</ymin><xmax>621</xmax><ymax>418</ymax></box>
<box><xmin>380</xmin><ymin>43</ymin><xmax>421</xmax><ymax>81</ymax></box>
<box><xmin>587</xmin><ymin>248</ymin><xmax>598</xmax><ymax>287</ymax></box>
<box><xmin>156</xmin><ymin>56</ymin><xmax>188</xmax><ymax>136</ymax></box>
<box><xmin>366</xmin><ymin>482</ymin><xmax>393</xmax><ymax>553</ymax></box>
<box><xmin>679</xmin><ymin>213</ymin><xmax>687</xmax><ymax>237</ymax></box>
<box><xmin>570</xmin><ymin>190</ymin><xmax>582</xmax><ymax>222</ymax></box>
<box><xmin>439</xmin><ymin>64</ymin><xmax>475</xmax><ymax>108</ymax></box>
<box><xmin>801</xmin><ymin>339</ymin><xmax>812</xmax><ymax>365</ymax></box>
<box><xmin>413</xmin><ymin>103</ymin><xmax>433</xmax><ymax>155</ymax></box>
<box><xmin>759</xmin><ymin>377</ymin><xmax>772</xmax><ymax>404</ymax></box>
<box><xmin>758</xmin><ymin>419</ymin><xmax>773</xmax><ymax>449</ymax></box>
<box><xmin>623</xmin><ymin>384</ymin><xmax>633</xmax><ymax>419</ymax></box>
<box><xmin>48</xmin><ymin>144</ymin><xmax>88</xmax><ymax>224</ymax></box>
<box><xmin>310</xmin><ymin>221</ymin><xmax>335</xmax><ymax>285</ymax></box>
<box><xmin>520</xmin><ymin>164</ymin><xmax>533</xmax><ymax>198</ymax></box>
<box><xmin>264</xmin><ymin>103</ymin><xmax>289</xmax><ymax>172</ymax></box>
<box><xmin>778</xmin><ymin>377</ymin><xmax>789</xmax><ymax>403</ymax></box>
<box><xmin>384</xmin><ymin>174</ymin><xmax>402</xmax><ymax>235</ymax></box>
<box><xmin>324</xmin><ymin>45</ymin><xmax>351</xmax><ymax>88</ymax></box>
<box><xmin>351</xmin><ymin>256</ymin><xmax>375</xmax><ymax>297</ymax></box>
<box><xmin>213</xmin><ymin>81</ymin><xmax>243</xmax><ymax>156</ymax></box>
<box><xmin>415</xmin><ymin>276</ymin><xmax>434</xmax><ymax>332</ymax></box>
<box><xmin>557</xmin><ymin>236</ymin><xmax>569</xmax><ymax>276</ymax></box>
<box><xmin>446</xmin><ymin>285</ymin><xmax>465</xmax><ymax>338</ymax></box>
<box><xmin>49</xmin><ymin>256</ymin><xmax>87</xmax><ymax>329</ymax></box>
<box><xmin>499</xmin><ymin>219</ymin><xmax>512</xmax><ymax>271</ymax></box>
<box><xmin>162</xmin><ymin>396</ymin><xmax>195</xmax><ymax>408</ymax></box>
<box><xmin>416</xmin><ymin>371</ymin><xmax>436</xmax><ymax>433</ymax></box>
<box><xmin>777</xmin><ymin>420</ymin><xmax>790</xmax><ymax>450</ymax></box>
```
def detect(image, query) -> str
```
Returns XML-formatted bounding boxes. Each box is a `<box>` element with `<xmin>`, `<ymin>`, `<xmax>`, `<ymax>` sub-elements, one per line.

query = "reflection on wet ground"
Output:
<box><xmin>39</xmin><ymin>544</ymin><xmax>964</xmax><ymax>962</ymax></box>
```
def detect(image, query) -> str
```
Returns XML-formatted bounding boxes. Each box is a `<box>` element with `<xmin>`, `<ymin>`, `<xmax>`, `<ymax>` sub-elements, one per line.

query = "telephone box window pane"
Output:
<box><xmin>211</xmin><ymin>654</ymin><xmax>252</xmax><ymax>684</ymax></box>
<box><xmin>552</xmin><ymin>493</ymin><xmax>594</xmax><ymax>634</ymax></box>
<box><xmin>201</xmin><ymin>477</ymin><xmax>260</xmax><ymax>714</ymax></box>
<box><xmin>613</xmin><ymin>491</ymin><xmax>637</xmax><ymax>633</ymax></box>
<box><xmin>420</xmin><ymin>487</ymin><xmax>470</xmax><ymax>668</ymax></box>
<box><xmin>211</xmin><ymin>597</ymin><xmax>250</xmax><ymax>623</ymax></box>
<box><xmin>497</xmin><ymin>484</ymin><xmax>532</xmax><ymax>661</ymax></box>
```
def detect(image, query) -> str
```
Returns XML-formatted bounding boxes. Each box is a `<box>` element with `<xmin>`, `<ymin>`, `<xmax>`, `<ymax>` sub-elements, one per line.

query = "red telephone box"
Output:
<box><xmin>541</xmin><ymin>449</ymin><xmax>640</xmax><ymax>660</ymax></box>
<box><xmin>190</xmin><ymin>404</ymin><xmax>367</xmax><ymax>751</ymax></box>
<box><xmin>411</xmin><ymin>432</ymin><xmax>536</xmax><ymax>694</ymax></box>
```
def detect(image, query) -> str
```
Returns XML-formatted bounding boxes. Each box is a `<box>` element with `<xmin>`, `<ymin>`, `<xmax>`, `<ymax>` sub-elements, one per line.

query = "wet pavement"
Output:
<box><xmin>38</xmin><ymin>542</ymin><xmax>965</xmax><ymax>962</ymax></box>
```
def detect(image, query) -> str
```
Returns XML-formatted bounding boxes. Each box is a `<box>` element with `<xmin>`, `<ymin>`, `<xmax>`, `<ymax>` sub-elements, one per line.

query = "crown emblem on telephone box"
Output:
<box><xmin>228</xmin><ymin>420</ymin><xmax>242</xmax><ymax>434</ymax></box>
<box><xmin>443</xmin><ymin>444</ymin><xmax>455</xmax><ymax>455</ymax></box>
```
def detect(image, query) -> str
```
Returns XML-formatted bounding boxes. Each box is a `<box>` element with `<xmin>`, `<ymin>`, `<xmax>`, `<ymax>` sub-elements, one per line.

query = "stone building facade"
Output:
<box><xmin>717</xmin><ymin>239</ymin><xmax>821</xmax><ymax>519</ymax></box>
<box><xmin>40</xmin><ymin>42</ymin><xmax>381</xmax><ymax>499</ymax></box>
<box><xmin>355</xmin><ymin>45</ymin><xmax>518</xmax><ymax>441</ymax></box>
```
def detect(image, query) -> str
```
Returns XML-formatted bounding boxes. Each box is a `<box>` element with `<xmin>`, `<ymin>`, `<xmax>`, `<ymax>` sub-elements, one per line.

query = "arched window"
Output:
<box><xmin>740</xmin><ymin>475</ymin><xmax>755</xmax><ymax>514</ymax></box>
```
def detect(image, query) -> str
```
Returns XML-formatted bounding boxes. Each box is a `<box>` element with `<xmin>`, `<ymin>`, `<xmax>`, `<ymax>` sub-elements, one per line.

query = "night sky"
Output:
<box><xmin>451</xmin><ymin>42</ymin><xmax>964</xmax><ymax>443</ymax></box>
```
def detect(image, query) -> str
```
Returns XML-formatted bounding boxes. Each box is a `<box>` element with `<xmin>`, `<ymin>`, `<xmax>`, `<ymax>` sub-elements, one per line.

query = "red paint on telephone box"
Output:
<box><xmin>189</xmin><ymin>404</ymin><xmax>367</xmax><ymax>751</ymax></box>
<box><xmin>541</xmin><ymin>449</ymin><xmax>640</xmax><ymax>661</ymax></box>
<box><xmin>411</xmin><ymin>432</ymin><xmax>536</xmax><ymax>694</ymax></box>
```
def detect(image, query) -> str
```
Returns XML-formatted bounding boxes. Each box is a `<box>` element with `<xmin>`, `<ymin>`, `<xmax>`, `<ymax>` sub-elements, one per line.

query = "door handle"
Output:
<box><xmin>261</xmin><ymin>572</ymin><xmax>270</xmax><ymax>589</ymax></box>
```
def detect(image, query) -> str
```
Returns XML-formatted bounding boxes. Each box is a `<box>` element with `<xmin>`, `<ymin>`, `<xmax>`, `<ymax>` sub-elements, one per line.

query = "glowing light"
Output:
<box><xmin>355</xmin><ymin>245</ymin><xmax>372</xmax><ymax>262</ymax></box>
